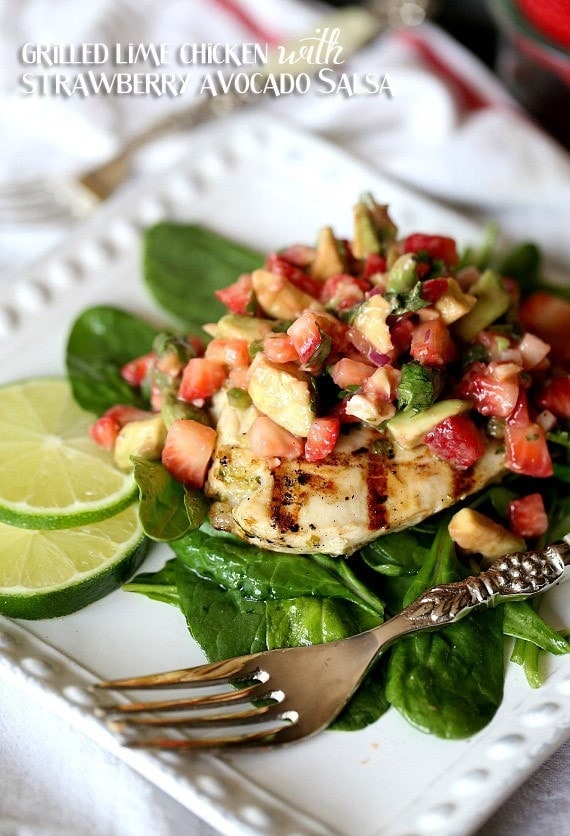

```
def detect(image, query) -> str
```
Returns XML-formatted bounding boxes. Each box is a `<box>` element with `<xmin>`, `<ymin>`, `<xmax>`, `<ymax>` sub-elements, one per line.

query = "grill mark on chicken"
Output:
<box><xmin>270</xmin><ymin>465</ymin><xmax>337</xmax><ymax>534</ymax></box>
<box><xmin>451</xmin><ymin>465</ymin><xmax>477</xmax><ymax>501</ymax></box>
<box><xmin>366</xmin><ymin>451</ymin><xmax>388</xmax><ymax>531</ymax></box>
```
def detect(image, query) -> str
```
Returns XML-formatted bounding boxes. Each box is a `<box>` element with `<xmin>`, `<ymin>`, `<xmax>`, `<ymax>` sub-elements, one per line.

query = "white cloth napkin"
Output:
<box><xmin>0</xmin><ymin>1</ymin><xmax>569</xmax><ymax>834</ymax></box>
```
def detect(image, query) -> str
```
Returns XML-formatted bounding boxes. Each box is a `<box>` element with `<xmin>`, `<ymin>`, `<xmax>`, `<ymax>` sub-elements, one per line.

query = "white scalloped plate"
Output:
<box><xmin>0</xmin><ymin>113</ymin><xmax>569</xmax><ymax>836</ymax></box>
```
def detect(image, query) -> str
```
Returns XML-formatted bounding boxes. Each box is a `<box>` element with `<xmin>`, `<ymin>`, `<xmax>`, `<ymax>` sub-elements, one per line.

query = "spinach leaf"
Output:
<box><xmin>503</xmin><ymin>600</ymin><xmax>570</xmax><ymax>655</ymax></box>
<box><xmin>171</xmin><ymin>529</ymin><xmax>385</xmax><ymax>618</ymax></box>
<box><xmin>66</xmin><ymin>306</ymin><xmax>157</xmax><ymax>413</ymax></box>
<box><xmin>361</xmin><ymin>529</ymin><xmax>430</xmax><ymax>577</ymax></box>
<box><xmin>163</xmin><ymin>527</ymin><xmax>387</xmax><ymax>730</ymax></box>
<box><xmin>332</xmin><ymin>660</ymin><xmax>390</xmax><ymax>731</ymax></box>
<box><xmin>385</xmin><ymin>516</ymin><xmax>505</xmax><ymax>739</ymax></box>
<box><xmin>133</xmin><ymin>457</ymin><xmax>208</xmax><ymax>542</ymax></box>
<box><xmin>124</xmin><ymin>558</ymin><xmax>180</xmax><ymax>607</ymax></box>
<box><xmin>143</xmin><ymin>223</ymin><xmax>263</xmax><ymax>331</ymax></box>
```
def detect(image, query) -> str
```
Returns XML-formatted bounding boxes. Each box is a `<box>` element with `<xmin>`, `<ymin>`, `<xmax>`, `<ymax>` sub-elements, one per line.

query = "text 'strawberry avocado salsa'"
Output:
<box><xmin>90</xmin><ymin>194</ymin><xmax>569</xmax><ymax>560</ymax></box>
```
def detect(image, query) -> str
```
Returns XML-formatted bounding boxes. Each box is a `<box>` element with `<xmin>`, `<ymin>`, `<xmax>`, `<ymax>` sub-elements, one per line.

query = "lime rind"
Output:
<box><xmin>0</xmin><ymin>506</ymin><xmax>149</xmax><ymax>619</ymax></box>
<box><xmin>0</xmin><ymin>377</ymin><xmax>138</xmax><ymax>529</ymax></box>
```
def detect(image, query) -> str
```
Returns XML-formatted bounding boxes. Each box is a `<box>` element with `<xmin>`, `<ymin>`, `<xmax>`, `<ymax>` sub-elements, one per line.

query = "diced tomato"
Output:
<box><xmin>518</xmin><ymin>291</ymin><xmax>570</xmax><ymax>365</ymax></box>
<box><xmin>89</xmin><ymin>405</ymin><xmax>153</xmax><ymax>449</ymax></box>
<box><xmin>536</xmin><ymin>375</ymin><xmax>570</xmax><ymax>419</ymax></box>
<box><xmin>403</xmin><ymin>233</ymin><xmax>459</xmax><ymax>266</ymax></box>
<box><xmin>178</xmin><ymin>358</ymin><xmax>226</xmax><ymax>402</ymax></box>
<box><xmin>410</xmin><ymin>319</ymin><xmax>457</xmax><ymax>365</ymax></box>
<box><xmin>504</xmin><ymin>422</ymin><xmax>553</xmax><ymax>477</ymax></box>
<box><xmin>456</xmin><ymin>362</ymin><xmax>520</xmax><ymax>418</ymax></box>
<box><xmin>420</xmin><ymin>277</ymin><xmax>449</xmax><ymax>303</ymax></box>
<box><xmin>262</xmin><ymin>333</ymin><xmax>299</xmax><ymax>364</ymax></box>
<box><xmin>362</xmin><ymin>253</ymin><xmax>387</xmax><ymax>278</ymax></box>
<box><xmin>215</xmin><ymin>274</ymin><xmax>255</xmax><ymax>315</ymax></box>
<box><xmin>204</xmin><ymin>338</ymin><xmax>250</xmax><ymax>369</ymax></box>
<box><xmin>162</xmin><ymin>419</ymin><xmax>217</xmax><ymax>488</ymax></box>
<box><xmin>265</xmin><ymin>253</ymin><xmax>321</xmax><ymax>299</ymax></box>
<box><xmin>121</xmin><ymin>352</ymin><xmax>156</xmax><ymax>388</ymax></box>
<box><xmin>507</xmin><ymin>493</ymin><xmax>548</xmax><ymax>539</ymax></box>
<box><xmin>329</xmin><ymin>357</ymin><xmax>374</xmax><ymax>388</ymax></box>
<box><xmin>424</xmin><ymin>414</ymin><xmax>486</xmax><ymax>470</ymax></box>
<box><xmin>247</xmin><ymin>416</ymin><xmax>304</xmax><ymax>460</ymax></box>
<box><xmin>320</xmin><ymin>273</ymin><xmax>370</xmax><ymax>312</ymax></box>
<box><xmin>304</xmin><ymin>417</ymin><xmax>340</xmax><ymax>462</ymax></box>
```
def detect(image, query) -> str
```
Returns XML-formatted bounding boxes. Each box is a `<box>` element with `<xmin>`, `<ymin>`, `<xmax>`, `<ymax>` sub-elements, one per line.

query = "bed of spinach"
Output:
<box><xmin>64</xmin><ymin>221</ymin><xmax>570</xmax><ymax>739</ymax></box>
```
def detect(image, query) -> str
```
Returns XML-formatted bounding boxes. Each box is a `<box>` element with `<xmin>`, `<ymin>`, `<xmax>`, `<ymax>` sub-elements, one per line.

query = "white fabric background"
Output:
<box><xmin>0</xmin><ymin>1</ymin><xmax>569</xmax><ymax>833</ymax></box>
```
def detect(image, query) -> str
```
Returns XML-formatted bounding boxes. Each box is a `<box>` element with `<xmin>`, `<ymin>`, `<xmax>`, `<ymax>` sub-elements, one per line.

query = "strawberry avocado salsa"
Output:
<box><xmin>66</xmin><ymin>196</ymin><xmax>570</xmax><ymax>738</ymax></box>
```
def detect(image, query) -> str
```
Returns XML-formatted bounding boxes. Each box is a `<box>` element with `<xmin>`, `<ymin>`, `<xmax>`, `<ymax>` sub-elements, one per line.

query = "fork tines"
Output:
<box><xmin>91</xmin><ymin>656</ymin><xmax>295</xmax><ymax>750</ymax></box>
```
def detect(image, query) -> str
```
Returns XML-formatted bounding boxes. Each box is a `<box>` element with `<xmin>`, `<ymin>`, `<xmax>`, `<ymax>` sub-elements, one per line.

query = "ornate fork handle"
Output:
<box><xmin>401</xmin><ymin>541</ymin><xmax>570</xmax><ymax>630</ymax></box>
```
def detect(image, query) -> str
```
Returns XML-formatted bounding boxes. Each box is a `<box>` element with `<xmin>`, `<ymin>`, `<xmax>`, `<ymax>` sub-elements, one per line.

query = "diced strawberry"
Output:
<box><xmin>89</xmin><ymin>405</ymin><xmax>153</xmax><ymax>449</ymax></box>
<box><xmin>362</xmin><ymin>253</ymin><xmax>387</xmax><ymax>278</ymax></box>
<box><xmin>205</xmin><ymin>338</ymin><xmax>250</xmax><ymax>369</ymax></box>
<box><xmin>456</xmin><ymin>362</ymin><xmax>520</xmax><ymax>418</ymax></box>
<box><xmin>162</xmin><ymin>419</ymin><xmax>217</xmax><ymax>487</ymax></box>
<box><xmin>362</xmin><ymin>365</ymin><xmax>401</xmax><ymax>402</ymax></box>
<box><xmin>304</xmin><ymin>417</ymin><xmax>340</xmax><ymax>462</ymax></box>
<box><xmin>504</xmin><ymin>422</ymin><xmax>553</xmax><ymax>477</ymax></box>
<box><xmin>264</xmin><ymin>253</ymin><xmax>321</xmax><ymax>298</ymax></box>
<box><xmin>215</xmin><ymin>274</ymin><xmax>255</xmax><ymax>315</ymax></box>
<box><xmin>506</xmin><ymin>391</ymin><xmax>531</xmax><ymax>428</ymax></box>
<box><xmin>410</xmin><ymin>319</ymin><xmax>457</xmax><ymax>365</ymax></box>
<box><xmin>320</xmin><ymin>273</ymin><xmax>370</xmax><ymax>312</ymax></box>
<box><xmin>518</xmin><ymin>291</ymin><xmax>570</xmax><ymax>365</ymax></box>
<box><xmin>424</xmin><ymin>414</ymin><xmax>486</xmax><ymax>470</ymax></box>
<box><xmin>121</xmin><ymin>352</ymin><xmax>156</xmax><ymax>388</ymax></box>
<box><xmin>278</xmin><ymin>245</ymin><xmax>316</xmax><ymax>268</ymax></box>
<box><xmin>507</xmin><ymin>493</ymin><xmax>549</xmax><ymax>539</ymax></box>
<box><xmin>516</xmin><ymin>0</ymin><xmax>570</xmax><ymax>49</ymax></box>
<box><xmin>178</xmin><ymin>358</ymin><xmax>227</xmax><ymax>402</ymax></box>
<box><xmin>403</xmin><ymin>233</ymin><xmax>459</xmax><ymax>266</ymax></box>
<box><xmin>420</xmin><ymin>277</ymin><xmax>449</xmax><ymax>303</ymax></box>
<box><xmin>247</xmin><ymin>416</ymin><xmax>304</xmax><ymax>460</ymax></box>
<box><xmin>536</xmin><ymin>375</ymin><xmax>570</xmax><ymax>419</ymax></box>
<box><xmin>288</xmin><ymin>311</ymin><xmax>332</xmax><ymax>365</ymax></box>
<box><xmin>329</xmin><ymin>357</ymin><xmax>375</xmax><ymax>389</ymax></box>
<box><xmin>263</xmin><ymin>333</ymin><xmax>301</xmax><ymax>365</ymax></box>
<box><xmin>389</xmin><ymin>315</ymin><xmax>414</xmax><ymax>356</ymax></box>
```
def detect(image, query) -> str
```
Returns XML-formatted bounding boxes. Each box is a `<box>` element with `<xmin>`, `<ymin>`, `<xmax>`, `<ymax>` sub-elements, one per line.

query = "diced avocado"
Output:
<box><xmin>311</xmin><ymin>227</ymin><xmax>346</xmax><ymax>281</ymax></box>
<box><xmin>453</xmin><ymin>269</ymin><xmax>511</xmax><ymax>342</ymax></box>
<box><xmin>352</xmin><ymin>294</ymin><xmax>394</xmax><ymax>353</ymax></box>
<box><xmin>212</xmin><ymin>313</ymin><xmax>274</xmax><ymax>343</ymax></box>
<box><xmin>386</xmin><ymin>398</ymin><xmax>471</xmax><ymax>449</ymax></box>
<box><xmin>251</xmin><ymin>269</ymin><xmax>322</xmax><ymax>319</ymax></box>
<box><xmin>161</xmin><ymin>391</ymin><xmax>211</xmax><ymax>429</ymax></box>
<box><xmin>114</xmin><ymin>415</ymin><xmax>167</xmax><ymax>470</ymax></box>
<box><xmin>352</xmin><ymin>201</ymin><xmax>381</xmax><ymax>259</ymax></box>
<box><xmin>360</xmin><ymin>193</ymin><xmax>398</xmax><ymax>243</ymax></box>
<box><xmin>434</xmin><ymin>278</ymin><xmax>477</xmax><ymax>324</ymax></box>
<box><xmin>248</xmin><ymin>356</ymin><xmax>315</xmax><ymax>436</ymax></box>
<box><xmin>386</xmin><ymin>253</ymin><xmax>418</xmax><ymax>294</ymax></box>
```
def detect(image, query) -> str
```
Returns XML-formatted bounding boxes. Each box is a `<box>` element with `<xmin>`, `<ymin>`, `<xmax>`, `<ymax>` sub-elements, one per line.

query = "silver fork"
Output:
<box><xmin>0</xmin><ymin>1</ymin><xmax>431</xmax><ymax>225</ymax></box>
<box><xmin>93</xmin><ymin>541</ymin><xmax>570</xmax><ymax>751</ymax></box>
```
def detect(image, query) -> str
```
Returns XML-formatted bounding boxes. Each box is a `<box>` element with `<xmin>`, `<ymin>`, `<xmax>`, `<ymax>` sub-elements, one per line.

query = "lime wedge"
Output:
<box><xmin>0</xmin><ymin>504</ymin><xmax>147</xmax><ymax>619</ymax></box>
<box><xmin>0</xmin><ymin>378</ymin><xmax>137</xmax><ymax>528</ymax></box>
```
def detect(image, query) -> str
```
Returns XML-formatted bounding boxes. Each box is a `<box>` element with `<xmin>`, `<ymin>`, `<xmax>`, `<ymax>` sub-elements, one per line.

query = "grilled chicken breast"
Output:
<box><xmin>205</xmin><ymin>391</ymin><xmax>506</xmax><ymax>555</ymax></box>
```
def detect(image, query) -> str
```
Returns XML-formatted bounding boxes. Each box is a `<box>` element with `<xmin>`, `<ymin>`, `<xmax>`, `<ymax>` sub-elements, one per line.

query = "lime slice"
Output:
<box><xmin>0</xmin><ymin>504</ymin><xmax>148</xmax><ymax>619</ymax></box>
<box><xmin>0</xmin><ymin>378</ymin><xmax>137</xmax><ymax>528</ymax></box>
